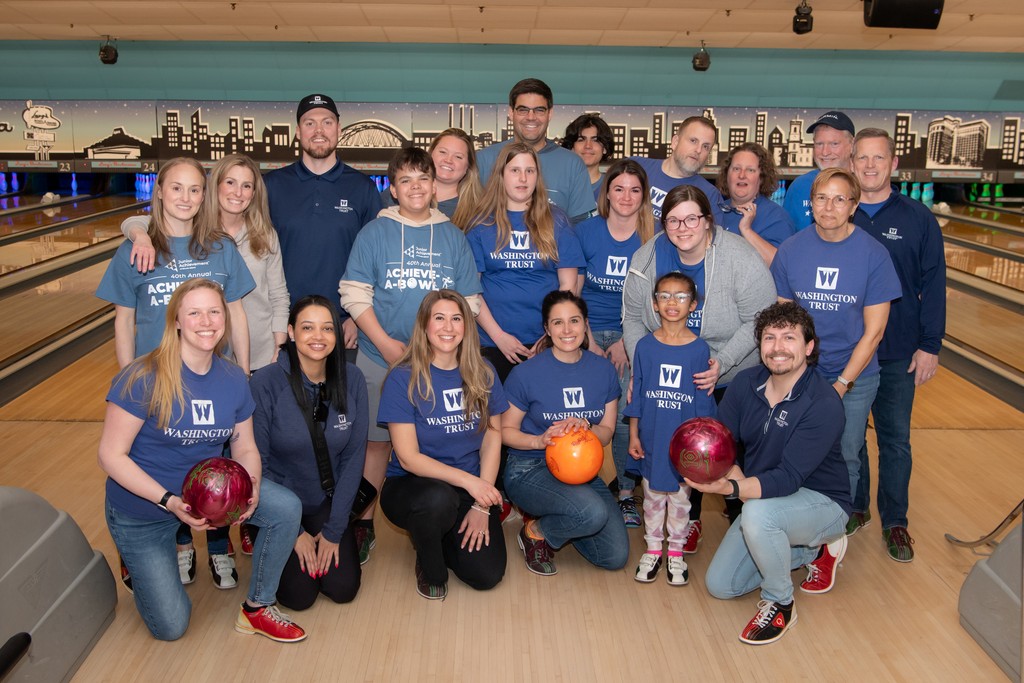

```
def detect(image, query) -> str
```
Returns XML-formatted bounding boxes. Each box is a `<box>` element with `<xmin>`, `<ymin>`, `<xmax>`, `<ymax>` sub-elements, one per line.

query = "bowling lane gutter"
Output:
<box><xmin>936</xmin><ymin>209</ymin><xmax>1024</xmax><ymax>239</ymax></box>
<box><xmin>0</xmin><ymin>200</ymin><xmax>150</xmax><ymax>248</ymax></box>
<box><xmin>965</xmin><ymin>200</ymin><xmax>1024</xmax><ymax>218</ymax></box>
<box><xmin>0</xmin><ymin>193</ymin><xmax>98</xmax><ymax>219</ymax></box>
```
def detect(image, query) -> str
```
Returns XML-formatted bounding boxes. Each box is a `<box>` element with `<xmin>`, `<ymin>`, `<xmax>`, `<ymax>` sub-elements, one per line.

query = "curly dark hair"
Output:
<box><xmin>560</xmin><ymin>114</ymin><xmax>614</xmax><ymax>164</ymax></box>
<box><xmin>716</xmin><ymin>142</ymin><xmax>779</xmax><ymax>199</ymax></box>
<box><xmin>754</xmin><ymin>301</ymin><xmax>820</xmax><ymax>366</ymax></box>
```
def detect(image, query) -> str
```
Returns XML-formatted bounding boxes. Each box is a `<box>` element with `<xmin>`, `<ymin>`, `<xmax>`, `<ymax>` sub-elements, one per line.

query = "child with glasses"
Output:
<box><xmin>625</xmin><ymin>272</ymin><xmax>717</xmax><ymax>586</ymax></box>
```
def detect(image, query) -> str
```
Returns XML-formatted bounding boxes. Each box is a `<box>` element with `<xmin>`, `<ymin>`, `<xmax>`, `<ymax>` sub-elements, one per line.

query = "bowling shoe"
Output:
<box><xmin>682</xmin><ymin>520</ymin><xmax>702</xmax><ymax>554</ymax></box>
<box><xmin>634</xmin><ymin>552</ymin><xmax>662</xmax><ymax>582</ymax></box>
<box><xmin>119</xmin><ymin>555</ymin><xmax>133</xmax><ymax>594</ymax></box>
<box><xmin>799</xmin><ymin>534</ymin><xmax>848</xmax><ymax>594</ymax></box>
<box><xmin>518</xmin><ymin>526</ymin><xmax>557</xmax><ymax>576</ymax></box>
<box><xmin>239</xmin><ymin>524</ymin><xmax>255</xmax><ymax>556</ymax></box>
<box><xmin>210</xmin><ymin>554</ymin><xmax>238</xmax><ymax>589</ymax></box>
<box><xmin>666</xmin><ymin>555</ymin><xmax>689</xmax><ymax>586</ymax></box>
<box><xmin>739</xmin><ymin>600</ymin><xmax>796</xmax><ymax>645</ymax></box>
<box><xmin>883</xmin><ymin>526</ymin><xmax>915</xmax><ymax>562</ymax></box>
<box><xmin>845</xmin><ymin>510</ymin><xmax>871</xmax><ymax>536</ymax></box>
<box><xmin>355</xmin><ymin>523</ymin><xmax>376</xmax><ymax>566</ymax></box>
<box><xmin>414</xmin><ymin>560</ymin><xmax>448</xmax><ymax>600</ymax></box>
<box><xmin>235</xmin><ymin>604</ymin><xmax>307</xmax><ymax>643</ymax></box>
<box><xmin>178</xmin><ymin>548</ymin><xmax>197</xmax><ymax>585</ymax></box>
<box><xmin>618</xmin><ymin>496</ymin><xmax>642</xmax><ymax>528</ymax></box>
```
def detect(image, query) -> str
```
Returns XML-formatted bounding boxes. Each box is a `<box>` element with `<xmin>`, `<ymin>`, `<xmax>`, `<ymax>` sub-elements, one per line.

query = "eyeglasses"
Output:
<box><xmin>664</xmin><ymin>214</ymin><xmax>704</xmax><ymax>230</ymax></box>
<box><xmin>513</xmin><ymin>106</ymin><xmax>549</xmax><ymax>116</ymax></box>
<box><xmin>811</xmin><ymin>194</ymin><xmax>853</xmax><ymax>208</ymax></box>
<box><xmin>654</xmin><ymin>292</ymin><xmax>693</xmax><ymax>303</ymax></box>
<box><xmin>312</xmin><ymin>383</ymin><xmax>328</xmax><ymax>425</ymax></box>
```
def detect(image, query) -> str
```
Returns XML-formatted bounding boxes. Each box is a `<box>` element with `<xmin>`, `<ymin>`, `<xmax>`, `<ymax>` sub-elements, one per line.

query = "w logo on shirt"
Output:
<box><xmin>562</xmin><ymin>387</ymin><xmax>585</xmax><ymax>409</ymax></box>
<box><xmin>510</xmin><ymin>231</ymin><xmax>531</xmax><ymax>250</ymax></box>
<box><xmin>606</xmin><ymin>256</ymin><xmax>628</xmax><ymax>277</ymax></box>
<box><xmin>659</xmin><ymin>364</ymin><xmax>682</xmax><ymax>388</ymax></box>
<box><xmin>165</xmin><ymin>259</ymin><xmax>179</xmax><ymax>273</ymax></box>
<box><xmin>443</xmin><ymin>388</ymin><xmax>465</xmax><ymax>413</ymax></box>
<box><xmin>815</xmin><ymin>267</ymin><xmax>839</xmax><ymax>290</ymax></box>
<box><xmin>191</xmin><ymin>400</ymin><xmax>215</xmax><ymax>425</ymax></box>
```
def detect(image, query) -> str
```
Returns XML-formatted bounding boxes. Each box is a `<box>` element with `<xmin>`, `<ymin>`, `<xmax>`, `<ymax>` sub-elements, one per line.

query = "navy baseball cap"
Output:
<box><xmin>296</xmin><ymin>94</ymin><xmax>339</xmax><ymax>122</ymax></box>
<box><xmin>806</xmin><ymin>111</ymin><xmax>855</xmax><ymax>136</ymax></box>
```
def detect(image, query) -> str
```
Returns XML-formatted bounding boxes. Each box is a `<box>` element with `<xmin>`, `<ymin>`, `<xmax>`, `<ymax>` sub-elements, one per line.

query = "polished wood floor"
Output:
<box><xmin>1</xmin><ymin>341</ymin><xmax>1021</xmax><ymax>682</ymax></box>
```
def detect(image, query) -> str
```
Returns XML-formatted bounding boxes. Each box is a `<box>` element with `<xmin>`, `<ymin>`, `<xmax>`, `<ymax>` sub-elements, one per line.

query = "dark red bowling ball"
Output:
<box><xmin>181</xmin><ymin>457</ymin><xmax>253</xmax><ymax>527</ymax></box>
<box><xmin>669</xmin><ymin>417</ymin><xmax>737</xmax><ymax>484</ymax></box>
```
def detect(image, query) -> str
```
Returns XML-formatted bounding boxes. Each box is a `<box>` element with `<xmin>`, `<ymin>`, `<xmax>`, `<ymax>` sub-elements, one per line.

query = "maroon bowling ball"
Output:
<box><xmin>669</xmin><ymin>417</ymin><xmax>737</xmax><ymax>484</ymax></box>
<box><xmin>181</xmin><ymin>457</ymin><xmax>253</xmax><ymax>527</ymax></box>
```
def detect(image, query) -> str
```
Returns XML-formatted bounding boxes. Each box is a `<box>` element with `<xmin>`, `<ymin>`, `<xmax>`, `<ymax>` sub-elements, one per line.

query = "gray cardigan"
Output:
<box><xmin>621</xmin><ymin>227</ymin><xmax>777</xmax><ymax>386</ymax></box>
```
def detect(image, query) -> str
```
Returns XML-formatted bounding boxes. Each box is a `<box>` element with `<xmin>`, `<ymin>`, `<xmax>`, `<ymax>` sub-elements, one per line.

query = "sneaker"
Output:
<box><xmin>209</xmin><ymin>553</ymin><xmax>238</xmax><ymax>589</ymax></box>
<box><xmin>517</xmin><ymin>526</ymin><xmax>557</xmax><ymax>576</ymax></box>
<box><xmin>682</xmin><ymin>520</ymin><xmax>702</xmax><ymax>554</ymax></box>
<box><xmin>414</xmin><ymin>560</ymin><xmax>447</xmax><ymax>600</ymax></box>
<box><xmin>178</xmin><ymin>548</ymin><xmax>196</xmax><ymax>585</ymax></box>
<box><xmin>634</xmin><ymin>552</ymin><xmax>662</xmax><ymax>582</ymax></box>
<box><xmin>739</xmin><ymin>600</ymin><xmax>796</xmax><ymax>645</ymax></box>
<box><xmin>354</xmin><ymin>524</ymin><xmax>376</xmax><ymax>566</ymax></box>
<box><xmin>240</xmin><ymin>524</ymin><xmax>255</xmax><ymax>556</ymax></box>
<box><xmin>619</xmin><ymin>496</ymin><xmax>642</xmax><ymax>528</ymax></box>
<box><xmin>845</xmin><ymin>510</ymin><xmax>871</xmax><ymax>536</ymax></box>
<box><xmin>666</xmin><ymin>555</ymin><xmax>689</xmax><ymax>586</ymax></box>
<box><xmin>119</xmin><ymin>555</ymin><xmax>133</xmax><ymax>594</ymax></box>
<box><xmin>234</xmin><ymin>604</ymin><xmax>307</xmax><ymax>643</ymax></box>
<box><xmin>500</xmin><ymin>498</ymin><xmax>521</xmax><ymax>525</ymax></box>
<box><xmin>800</xmin><ymin>534</ymin><xmax>848</xmax><ymax>594</ymax></box>
<box><xmin>883</xmin><ymin>526</ymin><xmax>915</xmax><ymax>563</ymax></box>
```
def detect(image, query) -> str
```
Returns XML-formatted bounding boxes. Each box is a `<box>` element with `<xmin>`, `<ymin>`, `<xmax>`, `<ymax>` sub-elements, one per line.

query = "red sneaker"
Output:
<box><xmin>234</xmin><ymin>604</ymin><xmax>307</xmax><ymax>643</ymax></box>
<box><xmin>682</xmin><ymin>520</ymin><xmax>702</xmax><ymax>554</ymax></box>
<box><xmin>239</xmin><ymin>524</ymin><xmax>254</xmax><ymax>556</ymax></box>
<box><xmin>739</xmin><ymin>600</ymin><xmax>796</xmax><ymax>645</ymax></box>
<box><xmin>800</xmin><ymin>534</ymin><xmax>848</xmax><ymax>594</ymax></box>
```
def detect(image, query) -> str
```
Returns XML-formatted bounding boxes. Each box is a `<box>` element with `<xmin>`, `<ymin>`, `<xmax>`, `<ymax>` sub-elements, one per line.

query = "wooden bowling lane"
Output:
<box><xmin>948</xmin><ymin>202</ymin><xmax>1024</xmax><ymax>228</ymax></box>
<box><xmin>940</xmin><ymin>216</ymin><xmax>1024</xmax><ymax>256</ymax></box>
<box><xmin>0</xmin><ymin>194</ymin><xmax>145</xmax><ymax>238</ymax></box>
<box><xmin>1</xmin><ymin>342</ymin><xmax>1020</xmax><ymax>681</ymax></box>
<box><xmin>0</xmin><ymin>212</ymin><xmax>139</xmax><ymax>277</ymax></box>
<box><xmin>944</xmin><ymin>241</ymin><xmax>1024</xmax><ymax>291</ymax></box>
<box><xmin>944</xmin><ymin>287</ymin><xmax>1024</xmax><ymax>374</ymax></box>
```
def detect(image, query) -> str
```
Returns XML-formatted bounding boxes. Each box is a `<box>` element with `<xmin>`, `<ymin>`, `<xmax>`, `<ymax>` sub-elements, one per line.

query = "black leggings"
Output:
<box><xmin>271</xmin><ymin>498</ymin><xmax>361</xmax><ymax>611</ymax></box>
<box><xmin>380</xmin><ymin>475</ymin><xmax>506</xmax><ymax>589</ymax></box>
<box><xmin>481</xmin><ymin>346</ymin><xmax>530</xmax><ymax>494</ymax></box>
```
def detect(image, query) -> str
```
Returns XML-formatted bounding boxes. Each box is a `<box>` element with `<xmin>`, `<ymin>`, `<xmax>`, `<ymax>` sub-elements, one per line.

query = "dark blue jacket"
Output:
<box><xmin>719</xmin><ymin>364</ymin><xmax>852</xmax><ymax>516</ymax></box>
<box><xmin>855</xmin><ymin>189</ymin><xmax>946</xmax><ymax>360</ymax></box>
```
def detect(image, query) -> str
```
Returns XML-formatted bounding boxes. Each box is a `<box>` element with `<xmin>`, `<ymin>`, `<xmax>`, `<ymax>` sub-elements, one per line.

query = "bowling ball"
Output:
<box><xmin>669</xmin><ymin>417</ymin><xmax>737</xmax><ymax>485</ymax></box>
<box><xmin>181</xmin><ymin>457</ymin><xmax>253</xmax><ymax>527</ymax></box>
<box><xmin>546</xmin><ymin>428</ymin><xmax>604</xmax><ymax>485</ymax></box>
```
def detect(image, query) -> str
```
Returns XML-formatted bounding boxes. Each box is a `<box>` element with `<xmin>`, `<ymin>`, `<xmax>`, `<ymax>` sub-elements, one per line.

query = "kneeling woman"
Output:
<box><xmin>98</xmin><ymin>278</ymin><xmax>305</xmax><ymax>643</ymax></box>
<box><xmin>501</xmin><ymin>290</ymin><xmax>629</xmax><ymax>576</ymax></box>
<box><xmin>250</xmin><ymin>295</ymin><xmax>368</xmax><ymax>610</ymax></box>
<box><xmin>379</xmin><ymin>290</ymin><xmax>508</xmax><ymax>599</ymax></box>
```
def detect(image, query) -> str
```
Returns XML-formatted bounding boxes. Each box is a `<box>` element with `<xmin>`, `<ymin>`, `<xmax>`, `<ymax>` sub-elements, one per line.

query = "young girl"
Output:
<box><xmin>625</xmin><ymin>272</ymin><xmax>717</xmax><ymax>586</ymax></box>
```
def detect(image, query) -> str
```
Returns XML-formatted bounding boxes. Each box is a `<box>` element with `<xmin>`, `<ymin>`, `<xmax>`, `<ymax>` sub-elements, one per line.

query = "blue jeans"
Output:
<box><xmin>106</xmin><ymin>479</ymin><xmax>301</xmax><ymax>641</ymax></box>
<box><xmin>705</xmin><ymin>489</ymin><xmax>848</xmax><ymax>605</ymax></box>
<box><xmin>854</xmin><ymin>359</ymin><xmax>915</xmax><ymax>528</ymax></box>
<box><xmin>591</xmin><ymin>329</ymin><xmax>633</xmax><ymax>493</ymax></box>
<box><xmin>824</xmin><ymin>371</ymin><xmax>879</xmax><ymax>507</ymax></box>
<box><xmin>504</xmin><ymin>454</ymin><xmax>629</xmax><ymax>570</ymax></box>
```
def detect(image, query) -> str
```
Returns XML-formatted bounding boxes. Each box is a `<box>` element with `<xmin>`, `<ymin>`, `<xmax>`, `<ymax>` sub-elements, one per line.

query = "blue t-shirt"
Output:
<box><xmin>718</xmin><ymin>195</ymin><xmax>796</xmax><ymax>247</ymax></box>
<box><xmin>105</xmin><ymin>356</ymin><xmax>255</xmax><ymax>520</ymax></box>
<box><xmin>653</xmin><ymin>237</ymin><xmax>706</xmax><ymax>335</ymax></box>
<box><xmin>631</xmin><ymin>157</ymin><xmax>725</xmax><ymax>226</ymax></box>
<box><xmin>378</xmin><ymin>363</ymin><xmax>509</xmax><ymax>478</ymax></box>
<box><xmin>96</xmin><ymin>236</ymin><xmax>255</xmax><ymax>358</ymax></box>
<box><xmin>771</xmin><ymin>226</ymin><xmax>902</xmax><ymax>378</ymax></box>
<box><xmin>466</xmin><ymin>211</ymin><xmax>585</xmax><ymax>347</ymax></box>
<box><xmin>503</xmin><ymin>349</ymin><xmax>620</xmax><ymax>460</ymax></box>
<box><xmin>623</xmin><ymin>333</ymin><xmax>717</xmax><ymax>491</ymax></box>
<box><xmin>781</xmin><ymin>169</ymin><xmax>818</xmax><ymax>231</ymax></box>
<box><xmin>576</xmin><ymin>215</ymin><xmax>642</xmax><ymax>332</ymax></box>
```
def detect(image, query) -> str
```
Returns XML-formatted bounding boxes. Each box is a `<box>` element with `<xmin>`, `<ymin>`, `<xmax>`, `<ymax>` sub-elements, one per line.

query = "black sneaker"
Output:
<box><xmin>634</xmin><ymin>552</ymin><xmax>662</xmax><ymax>582</ymax></box>
<box><xmin>618</xmin><ymin>496</ymin><xmax>642</xmax><ymax>528</ymax></box>
<box><xmin>517</xmin><ymin>526</ymin><xmax>557</xmax><ymax>576</ymax></box>
<box><xmin>414</xmin><ymin>560</ymin><xmax>447</xmax><ymax>600</ymax></box>
<box><xmin>739</xmin><ymin>600</ymin><xmax>796</xmax><ymax>645</ymax></box>
<box><xmin>209</xmin><ymin>553</ymin><xmax>238</xmax><ymax>589</ymax></box>
<box><xmin>177</xmin><ymin>548</ymin><xmax>196</xmax><ymax>585</ymax></box>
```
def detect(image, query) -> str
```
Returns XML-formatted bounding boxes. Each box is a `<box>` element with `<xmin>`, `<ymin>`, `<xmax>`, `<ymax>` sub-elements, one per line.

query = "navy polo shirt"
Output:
<box><xmin>264</xmin><ymin>157</ymin><xmax>382</xmax><ymax>314</ymax></box>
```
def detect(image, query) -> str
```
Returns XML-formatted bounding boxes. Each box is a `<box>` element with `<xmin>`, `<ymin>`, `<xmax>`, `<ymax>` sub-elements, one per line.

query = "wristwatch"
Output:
<box><xmin>156</xmin><ymin>491</ymin><xmax>174</xmax><ymax>512</ymax></box>
<box><xmin>725</xmin><ymin>479</ymin><xmax>740</xmax><ymax>500</ymax></box>
<box><xmin>837</xmin><ymin>376</ymin><xmax>855</xmax><ymax>391</ymax></box>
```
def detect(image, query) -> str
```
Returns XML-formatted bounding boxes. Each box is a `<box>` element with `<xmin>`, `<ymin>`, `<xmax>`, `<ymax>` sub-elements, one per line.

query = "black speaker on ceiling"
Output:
<box><xmin>864</xmin><ymin>0</ymin><xmax>944</xmax><ymax>29</ymax></box>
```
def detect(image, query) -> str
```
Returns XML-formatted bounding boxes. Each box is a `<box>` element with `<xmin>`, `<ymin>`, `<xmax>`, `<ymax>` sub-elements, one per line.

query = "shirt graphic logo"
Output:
<box><xmin>334</xmin><ymin>414</ymin><xmax>351</xmax><ymax>431</ymax></box>
<box><xmin>606</xmin><ymin>256</ymin><xmax>628</xmax><ymax>277</ymax></box>
<box><xmin>443</xmin><ymin>388</ymin><xmax>465</xmax><ymax>412</ymax></box>
<box><xmin>191</xmin><ymin>400</ymin><xmax>215</xmax><ymax>425</ymax></box>
<box><xmin>563</xmin><ymin>387</ymin><xmax>585</xmax><ymax>409</ymax></box>
<box><xmin>659</xmin><ymin>364</ymin><xmax>682</xmax><ymax>388</ymax></box>
<box><xmin>815</xmin><ymin>267</ymin><xmax>839</xmax><ymax>290</ymax></box>
<box><xmin>775</xmin><ymin>409</ymin><xmax>789</xmax><ymax>428</ymax></box>
<box><xmin>510</xmin><ymin>231</ymin><xmax>530</xmax><ymax>250</ymax></box>
<box><xmin>885</xmin><ymin>227</ymin><xmax>903</xmax><ymax>241</ymax></box>
<box><xmin>334</xmin><ymin>199</ymin><xmax>352</xmax><ymax>214</ymax></box>
<box><xmin>165</xmin><ymin>258</ymin><xmax>178</xmax><ymax>273</ymax></box>
<box><xmin>649</xmin><ymin>187</ymin><xmax>667</xmax><ymax>208</ymax></box>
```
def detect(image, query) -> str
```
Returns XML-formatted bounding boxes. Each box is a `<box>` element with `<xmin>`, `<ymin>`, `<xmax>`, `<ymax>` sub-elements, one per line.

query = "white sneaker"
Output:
<box><xmin>666</xmin><ymin>555</ymin><xmax>689</xmax><ymax>586</ymax></box>
<box><xmin>177</xmin><ymin>548</ymin><xmax>196</xmax><ymax>585</ymax></box>
<box><xmin>634</xmin><ymin>552</ymin><xmax>662</xmax><ymax>583</ymax></box>
<box><xmin>209</xmin><ymin>553</ymin><xmax>238</xmax><ymax>589</ymax></box>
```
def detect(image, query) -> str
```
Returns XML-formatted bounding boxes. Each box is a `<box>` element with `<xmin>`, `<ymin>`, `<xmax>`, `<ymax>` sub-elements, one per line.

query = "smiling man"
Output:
<box><xmin>782</xmin><ymin>111</ymin><xmax>856</xmax><ymax>230</ymax></box>
<box><xmin>476</xmin><ymin>78</ymin><xmax>596</xmax><ymax>224</ymax></box>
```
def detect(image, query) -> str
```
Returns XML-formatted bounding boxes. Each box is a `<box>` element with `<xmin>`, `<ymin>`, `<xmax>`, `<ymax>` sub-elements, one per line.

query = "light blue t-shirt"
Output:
<box><xmin>654</xmin><ymin>237</ymin><xmax>706</xmax><ymax>336</ymax></box>
<box><xmin>631</xmin><ymin>157</ymin><xmax>726</xmax><ymax>226</ymax></box>
<box><xmin>576</xmin><ymin>215</ymin><xmax>641</xmax><ymax>332</ymax></box>
<box><xmin>379</xmin><ymin>363</ymin><xmax>509</xmax><ymax>478</ymax></box>
<box><xmin>96</xmin><ymin>236</ymin><xmax>255</xmax><ymax>358</ymax></box>
<box><xmin>719</xmin><ymin>195</ymin><xmax>796</xmax><ymax>247</ymax></box>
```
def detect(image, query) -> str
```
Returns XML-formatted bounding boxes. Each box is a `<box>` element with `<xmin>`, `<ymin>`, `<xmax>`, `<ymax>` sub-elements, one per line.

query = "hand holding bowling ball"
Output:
<box><xmin>546</xmin><ymin>428</ymin><xmax>604</xmax><ymax>485</ymax></box>
<box><xmin>669</xmin><ymin>417</ymin><xmax>736</xmax><ymax>485</ymax></box>
<box><xmin>181</xmin><ymin>457</ymin><xmax>254</xmax><ymax>527</ymax></box>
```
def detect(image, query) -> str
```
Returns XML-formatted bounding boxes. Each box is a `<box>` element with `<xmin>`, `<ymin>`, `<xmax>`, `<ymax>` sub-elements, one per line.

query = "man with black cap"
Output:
<box><xmin>265</xmin><ymin>93</ymin><xmax>382</xmax><ymax>352</ymax></box>
<box><xmin>782</xmin><ymin>111</ymin><xmax>855</xmax><ymax>231</ymax></box>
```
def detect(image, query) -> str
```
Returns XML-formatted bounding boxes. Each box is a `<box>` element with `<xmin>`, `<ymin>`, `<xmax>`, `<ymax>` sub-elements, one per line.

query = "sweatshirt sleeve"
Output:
<box><xmin>713</xmin><ymin>247</ymin><xmax>776</xmax><ymax>376</ymax></box>
<box><xmin>917</xmin><ymin>212</ymin><xmax>947</xmax><ymax>355</ymax></box>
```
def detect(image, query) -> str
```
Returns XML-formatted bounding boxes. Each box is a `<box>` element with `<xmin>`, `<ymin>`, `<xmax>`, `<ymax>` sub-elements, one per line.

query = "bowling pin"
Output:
<box><xmin>900</xmin><ymin>182</ymin><xmax>908</xmax><ymax>196</ymax></box>
<box><xmin>0</xmin><ymin>172</ymin><xmax>6</xmax><ymax>193</ymax></box>
<box><xmin>70</xmin><ymin>173</ymin><xmax>78</xmax><ymax>195</ymax></box>
<box><xmin>921</xmin><ymin>182</ymin><xmax>934</xmax><ymax>208</ymax></box>
<box><xmin>910</xmin><ymin>183</ymin><xmax>921</xmax><ymax>201</ymax></box>
<box><xmin>11</xmin><ymin>173</ymin><xmax>19</xmax><ymax>191</ymax></box>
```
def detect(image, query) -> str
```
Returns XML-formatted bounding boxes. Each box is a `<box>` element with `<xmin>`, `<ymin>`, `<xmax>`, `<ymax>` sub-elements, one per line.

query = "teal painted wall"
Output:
<box><xmin>1</xmin><ymin>41</ymin><xmax>1023</xmax><ymax>111</ymax></box>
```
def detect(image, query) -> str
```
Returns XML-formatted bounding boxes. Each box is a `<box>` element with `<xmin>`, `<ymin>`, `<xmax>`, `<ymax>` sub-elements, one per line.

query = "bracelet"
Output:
<box><xmin>471</xmin><ymin>504</ymin><xmax>491</xmax><ymax>515</ymax></box>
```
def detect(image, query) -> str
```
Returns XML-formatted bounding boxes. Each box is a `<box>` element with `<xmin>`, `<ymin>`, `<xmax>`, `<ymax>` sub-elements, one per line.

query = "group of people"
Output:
<box><xmin>95</xmin><ymin>79</ymin><xmax>946</xmax><ymax>647</ymax></box>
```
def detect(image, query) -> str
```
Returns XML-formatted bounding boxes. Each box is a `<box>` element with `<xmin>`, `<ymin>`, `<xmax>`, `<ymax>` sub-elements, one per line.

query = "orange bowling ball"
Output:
<box><xmin>545</xmin><ymin>428</ymin><xmax>604</xmax><ymax>485</ymax></box>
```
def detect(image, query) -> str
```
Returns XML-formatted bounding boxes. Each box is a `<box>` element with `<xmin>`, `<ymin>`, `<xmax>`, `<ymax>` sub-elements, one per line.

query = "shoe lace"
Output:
<box><xmin>260</xmin><ymin>604</ymin><xmax>295</xmax><ymax>626</ymax></box>
<box><xmin>684</xmin><ymin>522</ymin><xmax>700</xmax><ymax>542</ymax></box>
<box><xmin>751</xmin><ymin>600</ymin><xmax>778</xmax><ymax>628</ymax></box>
<box><xmin>888</xmin><ymin>527</ymin><xmax>914</xmax><ymax>547</ymax></box>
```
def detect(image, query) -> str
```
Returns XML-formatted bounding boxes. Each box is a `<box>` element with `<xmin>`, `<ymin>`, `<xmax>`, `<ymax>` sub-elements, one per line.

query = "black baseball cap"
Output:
<box><xmin>296</xmin><ymin>94</ymin><xmax>339</xmax><ymax>122</ymax></box>
<box><xmin>806</xmin><ymin>111</ymin><xmax>855</xmax><ymax>136</ymax></box>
